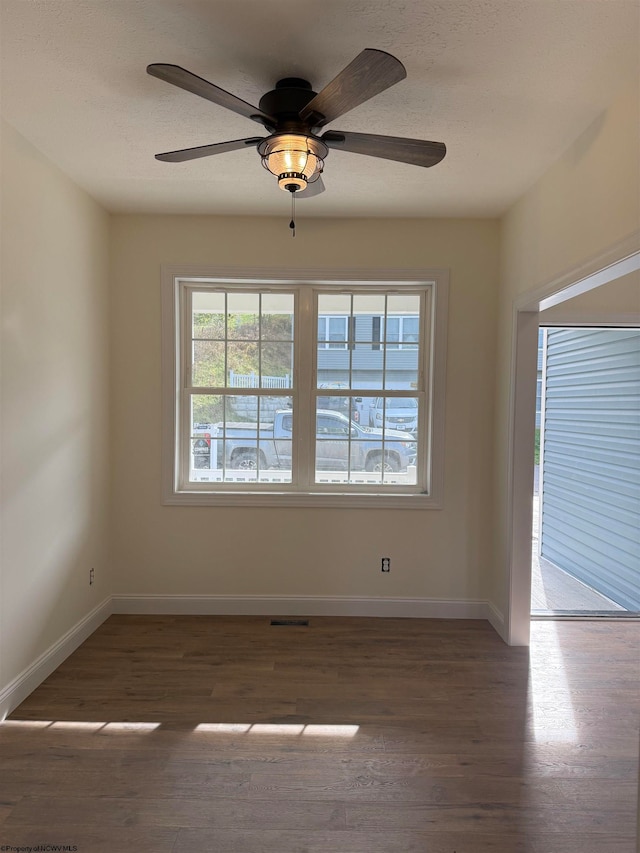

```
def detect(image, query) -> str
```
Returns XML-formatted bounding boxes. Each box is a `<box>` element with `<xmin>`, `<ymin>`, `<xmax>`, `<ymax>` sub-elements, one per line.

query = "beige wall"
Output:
<box><xmin>494</xmin><ymin>80</ymin><xmax>640</xmax><ymax>614</ymax></box>
<box><xmin>110</xmin><ymin>215</ymin><xmax>500</xmax><ymax>605</ymax></box>
<box><xmin>540</xmin><ymin>271</ymin><xmax>639</xmax><ymax>324</ymax></box>
<box><xmin>0</xmin><ymin>121</ymin><xmax>111</xmax><ymax>691</ymax></box>
<box><xmin>500</xmin><ymin>81</ymin><xmax>640</xmax><ymax>301</ymax></box>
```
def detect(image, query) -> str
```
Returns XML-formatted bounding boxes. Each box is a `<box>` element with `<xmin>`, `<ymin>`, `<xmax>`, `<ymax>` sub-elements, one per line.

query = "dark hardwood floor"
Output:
<box><xmin>1</xmin><ymin>616</ymin><xmax>638</xmax><ymax>851</ymax></box>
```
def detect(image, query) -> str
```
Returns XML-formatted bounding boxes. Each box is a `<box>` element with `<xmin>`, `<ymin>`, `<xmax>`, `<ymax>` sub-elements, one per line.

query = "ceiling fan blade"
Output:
<box><xmin>155</xmin><ymin>137</ymin><xmax>264</xmax><ymax>163</ymax></box>
<box><xmin>299</xmin><ymin>49</ymin><xmax>406</xmax><ymax>127</ymax></box>
<box><xmin>322</xmin><ymin>131</ymin><xmax>446</xmax><ymax>168</ymax></box>
<box><xmin>297</xmin><ymin>176</ymin><xmax>326</xmax><ymax>198</ymax></box>
<box><xmin>147</xmin><ymin>64</ymin><xmax>275</xmax><ymax>127</ymax></box>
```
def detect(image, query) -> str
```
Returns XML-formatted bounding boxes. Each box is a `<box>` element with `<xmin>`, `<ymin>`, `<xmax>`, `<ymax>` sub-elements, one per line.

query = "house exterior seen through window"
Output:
<box><xmin>162</xmin><ymin>269</ymin><xmax>448</xmax><ymax>507</ymax></box>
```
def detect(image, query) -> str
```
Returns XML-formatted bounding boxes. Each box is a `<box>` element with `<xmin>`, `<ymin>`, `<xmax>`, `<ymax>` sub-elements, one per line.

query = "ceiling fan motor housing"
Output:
<box><xmin>258</xmin><ymin>78</ymin><xmax>318</xmax><ymax>126</ymax></box>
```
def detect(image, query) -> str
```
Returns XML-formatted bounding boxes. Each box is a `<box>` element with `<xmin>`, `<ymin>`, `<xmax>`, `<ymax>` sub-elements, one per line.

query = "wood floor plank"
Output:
<box><xmin>4</xmin><ymin>795</ymin><xmax>347</xmax><ymax>831</ymax></box>
<box><xmin>172</xmin><ymin>828</ymin><xmax>633</xmax><ymax>853</ymax></box>
<box><xmin>0</xmin><ymin>798</ymin><xmax>19</xmax><ymax>826</ymax></box>
<box><xmin>0</xmin><ymin>615</ymin><xmax>637</xmax><ymax>851</ymax></box>
<box><xmin>345</xmin><ymin>801</ymin><xmax>635</xmax><ymax>834</ymax></box>
<box><xmin>173</xmin><ymin>828</ymin><xmax>538</xmax><ymax>852</ymax></box>
<box><xmin>0</xmin><ymin>825</ymin><xmax>178</xmax><ymax>852</ymax></box>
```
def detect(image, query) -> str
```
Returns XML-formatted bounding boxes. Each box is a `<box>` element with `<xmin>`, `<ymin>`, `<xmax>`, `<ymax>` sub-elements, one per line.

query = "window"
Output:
<box><xmin>372</xmin><ymin>315</ymin><xmax>420</xmax><ymax>349</ymax></box>
<box><xmin>371</xmin><ymin>315</ymin><xmax>419</xmax><ymax>350</ymax></box>
<box><xmin>162</xmin><ymin>267</ymin><xmax>448</xmax><ymax>507</ymax></box>
<box><xmin>317</xmin><ymin>315</ymin><xmax>349</xmax><ymax>349</ymax></box>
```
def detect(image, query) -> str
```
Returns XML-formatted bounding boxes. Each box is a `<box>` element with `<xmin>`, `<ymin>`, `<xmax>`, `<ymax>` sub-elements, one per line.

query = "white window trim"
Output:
<box><xmin>161</xmin><ymin>265</ymin><xmax>449</xmax><ymax>509</ymax></box>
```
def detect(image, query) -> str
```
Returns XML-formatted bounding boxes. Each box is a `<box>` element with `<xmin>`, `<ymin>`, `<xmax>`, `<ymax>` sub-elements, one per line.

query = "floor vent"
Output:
<box><xmin>270</xmin><ymin>619</ymin><xmax>309</xmax><ymax>627</ymax></box>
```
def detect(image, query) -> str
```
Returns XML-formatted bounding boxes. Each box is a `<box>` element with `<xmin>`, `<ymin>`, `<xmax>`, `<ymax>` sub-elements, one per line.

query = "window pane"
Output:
<box><xmin>328</xmin><ymin>317</ymin><xmax>347</xmax><ymax>347</ymax></box>
<box><xmin>315</xmin><ymin>393</ymin><xmax>366</xmax><ymax>425</ymax></box>
<box><xmin>388</xmin><ymin>294</ymin><xmax>420</xmax><ymax>352</ymax></box>
<box><xmin>318</xmin><ymin>294</ymin><xmax>350</xmax><ymax>322</ymax></box>
<box><xmin>353</xmin><ymin>294</ymin><xmax>386</xmax><ymax>344</ymax></box>
<box><xmin>314</xmin><ymin>402</ymin><xmax>417</xmax><ymax>486</ymax></box>
<box><xmin>260</xmin><ymin>342</ymin><xmax>293</xmax><ymax>388</ymax></box>
<box><xmin>388</xmin><ymin>293</ymin><xmax>420</xmax><ymax>317</ymax></box>
<box><xmin>190</xmin><ymin>394</ymin><xmax>223</xmax><ymax>481</ymax></box>
<box><xmin>261</xmin><ymin>293</ymin><xmax>294</xmax><ymax>341</ymax></box>
<box><xmin>385</xmin><ymin>316</ymin><xmax>400</xmax><ymax>346</ymax></box>
<box><xmin>363</xmin><ymin>397</ymin><xmax>418</xmax><ymax>484</ymax></box>
<box><xmin>317</xmin><ymin>294</ymin><xmax>350</xmax><ymax>349</ymax></box>
<box><xmin>221</xmin><ymin>394</ymin><xmax>293</xmax><ymax>426</ymax></box>
<box><xmin>192</xmin><ymin>340</ymin><xmax>225</xmax><ymax>387</ymax></box>
<box><xmin>227</xmin><ymin>342</ymin><xmax>259</xmax><ymax>386</ymax></box>
<box><xmin>261</xmin><ymin>398</ymin><xmax>293</xmax><ymax>484</ymax></box>
<box><xmin>193</xmin><ymin>291</ymin><xmax>226</xmax><ymax>340</ymax></box>
<box><xmin>317</xmin><ymin>332</ymin><xmax>350</xmax><ymax>385</ymax></box>
<box><xmin>374</xmin><ymin>396</ymin><xmax>419</xmax><ymax>434</ymax></box>
<box><xmin>315</xmin><ymin>408</ymin><xmax>351</xmax><ymax>479</ymax></box>
<box><xmin>384</xmin><ymin>346</ymin><xmax>419</xmax><ymax>390</ymax></box>
<box><xmin>190</xmin><ymin>394</ymin><xmax>296</xmax><ymax>486</ymax></box>
<box><xmin>227</xmin><ymin>292</ymin><xmax>259</xmax><ymax>340</ymax></box>
<box><xmin>352</xmin><ymin>342</ymin><xmax>383</xmax><ymax>389</ymax></box>
<box><xmin>192</xmin><ymin>395</ymin><xmax>293</xmax><ymax>484</ymax></box>
<box><xmin>328</xmin><ymin>317</ymin><xmax>345</xmax><ymax>340</ymax></box>
<box><xmin>403</xmin><ymin>316</ymin><xmax>420</xmax><ymax>346</ymax></box>
<box><xmin>225</xmin><ymin>394</ymin><xmax>257</xmax><ymax>423</ymax></box>
<box><xmin>365</xmin><ymin>425</ymin><xmax>417</xmax><ymax>485</ymax></box>
<box><xmin>192</xmin><ymin>393</ymin><xmax>224</xmax><ymax>426</ymax></box>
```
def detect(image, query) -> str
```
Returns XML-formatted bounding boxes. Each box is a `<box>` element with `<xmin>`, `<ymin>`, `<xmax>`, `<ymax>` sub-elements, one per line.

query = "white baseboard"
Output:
<box><xmin>487</xmin><ymin>601</ymin><xmax>506</xmax><ymax>641</ymax></box>
<box><xmin>0</xmin><ymin>597</ymin><xmax>112</xmax><ymax>720</ymax></box>
<box><xmin>112</xmin><ymin>593</ymin><xmax>493</xmax><ymax>621</ymax></box>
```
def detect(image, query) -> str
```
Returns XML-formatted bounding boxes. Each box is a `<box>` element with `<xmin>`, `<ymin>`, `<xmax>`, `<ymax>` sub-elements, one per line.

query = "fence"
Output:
<box><xmin>229</xmin><ymin>371</ymin><xmax>291</xmax><ymax>389</ymax></box>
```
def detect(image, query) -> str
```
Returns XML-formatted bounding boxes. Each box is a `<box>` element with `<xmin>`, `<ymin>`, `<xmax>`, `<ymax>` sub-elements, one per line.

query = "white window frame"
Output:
<box><xmin>161</xmin><ymin>266</ymin><xmax>449</xmax><ymax>508</ymax></box>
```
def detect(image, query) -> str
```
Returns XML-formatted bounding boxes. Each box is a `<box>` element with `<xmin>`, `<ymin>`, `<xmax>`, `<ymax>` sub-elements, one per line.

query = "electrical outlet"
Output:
<box><xmin>381</xmin><ymin>557</ymin><xmax>391</xmax><ymax>572</ymax></box>
<box><xmin>89</xmin><ymin>568</ymin><xmax>95</xmax><ymax>586</ymax></box>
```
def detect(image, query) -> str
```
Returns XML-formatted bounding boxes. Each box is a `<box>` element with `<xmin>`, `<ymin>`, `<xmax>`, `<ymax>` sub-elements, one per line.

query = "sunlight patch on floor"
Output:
<box><xmin>529</xmin><ymin>622</ymin><xmax>578</xmax><ymax>743</ymax></box>
<box><xmin>0</xmin><ymin>720</ymin><xmax>161</xmax><ymax>732</ymax></box>
<box><xmin>195</xmin><ymin>722</ymin><xmax>359</xmax><ymax>736</ymax></box>
<box><xmin>1</xmin><ymin>720</ymin><xmax>359</xmax><ymax>737</ymax></box>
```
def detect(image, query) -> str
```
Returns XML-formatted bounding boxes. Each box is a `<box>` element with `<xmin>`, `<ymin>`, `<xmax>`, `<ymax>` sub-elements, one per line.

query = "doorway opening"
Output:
<box><xmin>531</xmin><ymin>325</ymin><xmax>640</xmax><ymax>617</ymax></box>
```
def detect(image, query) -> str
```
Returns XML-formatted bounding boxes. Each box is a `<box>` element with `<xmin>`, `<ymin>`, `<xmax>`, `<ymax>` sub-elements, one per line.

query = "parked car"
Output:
<box><xmin>369</xmin><ymin>397</ymin><xmax>418</xmax><ymax>434</ymax></box>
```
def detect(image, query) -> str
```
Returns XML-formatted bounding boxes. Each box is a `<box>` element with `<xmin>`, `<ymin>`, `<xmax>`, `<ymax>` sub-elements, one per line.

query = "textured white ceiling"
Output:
<box><xmin>1</xmin><ymin>0</ymin><xmax>638</xmax><ymax>218</ymax></box>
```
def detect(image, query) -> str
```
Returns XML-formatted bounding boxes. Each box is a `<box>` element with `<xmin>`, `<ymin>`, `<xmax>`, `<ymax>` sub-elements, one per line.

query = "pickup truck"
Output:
<box><xmin>194</xmin><ymin>409</ymin><xmax>416</xmax><ymax>472</ymax></box>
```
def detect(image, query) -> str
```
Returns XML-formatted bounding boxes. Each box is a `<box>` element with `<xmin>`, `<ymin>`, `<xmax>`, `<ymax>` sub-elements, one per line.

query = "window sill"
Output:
<box><xmin>162</xmin><ymin>490</ymin><xmax>443</xmax><ymax>509</ymax></box>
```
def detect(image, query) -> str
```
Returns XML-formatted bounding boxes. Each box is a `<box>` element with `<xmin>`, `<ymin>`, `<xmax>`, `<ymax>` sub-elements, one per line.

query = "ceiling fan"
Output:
<box><xmin>147</xmin><ymin>49</ymin><xmax>446</xmax><ymax>203</ymax></box>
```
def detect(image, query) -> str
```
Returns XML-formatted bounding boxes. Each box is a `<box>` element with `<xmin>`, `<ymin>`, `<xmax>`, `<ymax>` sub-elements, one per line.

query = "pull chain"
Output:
<box><xmin>289</xmin><ymin>189</ymin><xmax>296</xmax><ymax>237</ymax></box>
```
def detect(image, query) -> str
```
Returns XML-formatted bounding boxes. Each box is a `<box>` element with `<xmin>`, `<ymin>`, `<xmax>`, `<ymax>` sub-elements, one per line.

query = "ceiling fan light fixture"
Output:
<box><xmin>258</xmin><ymin>133</ymin><xmax>328</xmax><ymax>192</ymax></box>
